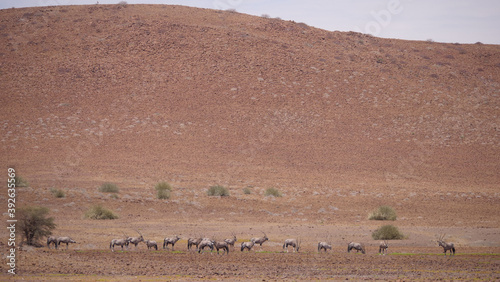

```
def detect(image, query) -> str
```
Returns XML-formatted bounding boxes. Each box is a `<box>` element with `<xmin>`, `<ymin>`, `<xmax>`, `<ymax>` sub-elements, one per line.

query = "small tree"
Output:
<box><xmin>369</xmin><ymin>206</ymin><xmax>397</xmax><ymax>221</ymax></box>
<box><xmin>18</xmin><ymin>206</ymin><xmax>56</xmax><ymax>246</ymax></box>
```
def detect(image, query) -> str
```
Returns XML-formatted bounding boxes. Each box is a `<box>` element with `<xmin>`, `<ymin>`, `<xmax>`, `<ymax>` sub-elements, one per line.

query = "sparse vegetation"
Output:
<box><xmin>264</xmin><ymin>187</ymin><xmax>282</xmax><ymax>197</ymax></box>
<box><xmin>243</xmin><ymin>187</ymin><xmax>252</xmax><ymax>195</ymax></box>
<box><xmin>207</xmin><ymin>185</ymin><xmax>229</xmax><ymax>197</ymax></box>
<box><xmin>18</xmin><ymin>206</ymin><xmax>56</xmax><ymax>246</ymax></box>
<box><xmin>99</xmin><ymin>182</ymin><xmax>119</xmax><ymax>193</ymax></box>
<box><xmin>50</xmin><ymin>188</ymin><xmax>65</xmax><ymax>198</ymax></box>
<box><xmin>261</xmin><ymin>14</ymin><xmax>270</xmax><ymax>18</ymax></box>
<box><xmin>84</xmin><ymin>204</ymin><xmax>118</xmax><ymax>220</ymax></box>
<box><xmin>369</xmin><ymin>206</ymin><xmax>397</xmax><ymax>221</ymax></box>
<box><xmin>155</xmin><ymin>181</ymin><xmax>172</xmax><ymax>199</ymax></box>
<box><xmin>372</xmin><ymin>224</ymin><xmax>405</xmax><ymax>240</ymax></box>
<box><xmin>15</xmin><ymin>175</ymin><xmax>28</xmax><ymax>187</ymax></box>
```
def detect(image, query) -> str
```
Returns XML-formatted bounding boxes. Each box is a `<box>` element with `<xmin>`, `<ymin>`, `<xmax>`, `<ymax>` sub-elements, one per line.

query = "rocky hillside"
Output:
<box><xmin>1</xmin><ymin>4</ymin><xmax>499</xmax><ymax>191</ymax></box>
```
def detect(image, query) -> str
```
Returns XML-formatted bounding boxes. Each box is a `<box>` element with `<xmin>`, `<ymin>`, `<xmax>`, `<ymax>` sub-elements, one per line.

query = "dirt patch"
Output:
<box><xmin>8</xmin><ymin>248</ymin><xmax>500</xmax><ymax>280</ymax></box>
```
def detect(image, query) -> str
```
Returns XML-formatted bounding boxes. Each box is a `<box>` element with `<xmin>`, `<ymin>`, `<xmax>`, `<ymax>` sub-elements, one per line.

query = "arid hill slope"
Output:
<box><xmin>1</xmin><ymin>4</ymin><xmax>499</xmax><ymax>191</ymax></box>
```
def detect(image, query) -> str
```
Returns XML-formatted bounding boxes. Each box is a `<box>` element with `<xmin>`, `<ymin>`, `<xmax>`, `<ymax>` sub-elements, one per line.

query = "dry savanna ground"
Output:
<box><xmin>0</xmin><ymin>4</ymin><xmax>499</xmax><ymax>280</ymax></box>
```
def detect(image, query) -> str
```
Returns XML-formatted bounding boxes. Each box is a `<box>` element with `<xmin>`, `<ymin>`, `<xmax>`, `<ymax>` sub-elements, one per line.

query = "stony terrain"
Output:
<box><xmin>0</xmin><ymin>4</ymin><xmax>499</xmax><ymax>280</ymax></box>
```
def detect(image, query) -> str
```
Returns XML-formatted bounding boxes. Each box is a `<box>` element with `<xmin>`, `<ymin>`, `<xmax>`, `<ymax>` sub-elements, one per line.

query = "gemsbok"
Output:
<box><xmin>47</xmin><ymin>236</ymin><xmax>58</xmax><ymax>249</ymax></box>
<box><xmin>317</xmin><ymin>242</ymin><xmax>332</xmax><ymax>252</ymax></box>
<box><xmin>224</xmin><ymin>233</ymin><xmax>237</xmax><ymax>250</ymax></box>
<box><xmin>347</xmin><ymin>242</ymin><xmax>366</xmax><ymax>254</ymax></box>
<box><xmin>163</xmin><ymin>235</ymin><xmax>181</xmax><ymax>251</ymax></box>
<box><xmin>198</xmin><ymin>238</ymin><xmax>215</xmax><ymax>253</ymax></box>
<box><xmin>214</xmin><ymin>240</ymin><xmax>229</xmax><ymax>255</ymax></box>
<box><xmin>240</xmin><ymin>240</ymin><xmax>255</xmax><ymax>252</ymax></box>
<box><xmin>145</xmin><ymin>240</ymin><xmax>158</xmax><ymax>250</ymax></box>
<box><xmin>437</xmin><ymin>234</ymin><xmax>456</xmax><ymax>256</ymax></box>
<box><xmin>379</xmin><ymin>240</ymin><xmax>388</xmax><ymax>255</ymax></box>
<box><xmin>56</xmin><ymin>237</ymin><xmax>77</xmax><ymax>250</ymax></box>
<box><xmin>283</xmin><ymin>238</ymin><xmax>300</xmax><ymax>252</ymax></box>
<box><xmin>127</xmin><ymin>230</ymin><xmax>144</xmax><ymax>249</ymax></box>
<box><xmin>251</xmin><ymin>232</ymin><xmax>269</xmax><ymax>250</ymax></box>
<box><xmin>187</xmin><ymin>237</ymin><xmax>203</xmax><ymax>251</ymax></box>
<box><xmin>110</xmin><ymin>238</ymin><xmax>129</xmax><ymax>252</ymax></box>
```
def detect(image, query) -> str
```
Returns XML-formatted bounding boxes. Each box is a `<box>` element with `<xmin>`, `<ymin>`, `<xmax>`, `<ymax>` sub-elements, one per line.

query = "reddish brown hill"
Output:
<box><xmin>1</xmin><ymin>4</ymin><xmax>499</xmax><ymax>191</ymax></box>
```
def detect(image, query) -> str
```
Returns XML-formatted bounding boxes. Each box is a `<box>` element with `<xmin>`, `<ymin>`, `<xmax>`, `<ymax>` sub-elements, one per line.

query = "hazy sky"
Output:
<box><xmin>2</xmin><ymin>0</ymin><xmax>499</xmax><ymax>44</ymax></box>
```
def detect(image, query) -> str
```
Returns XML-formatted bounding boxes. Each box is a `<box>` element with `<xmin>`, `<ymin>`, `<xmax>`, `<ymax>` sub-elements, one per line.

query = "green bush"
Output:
<box><xmin>372</xmin><ymin>225</ymin><xmax>405</xmax><ymax>240</ymax></box>
<box><xmin>18</xmin><ymin>206</ymin><xmax>56</xmax><ymax>246</ymax></box>
<box><xmin>99</xmin><ymin>182</ymin><xmax>119</xmax><ymax>193</ymax></box>
<box><xmin>207</xmin><ymin>185</ymin><xmax>229</xmax><ymax>197</ymax></box>
<box><xmin>265</xmin><ymin>187</ymin><xmax>282</xmax><ymax>197</ymax></box>
<box><xmin>50</xmin><ymin>188</ymin><xmax>65</xmax><ymax>198</ymax></box>
<box><xmin>368</xmin><ymin>206</ymin><xmax>397</xmax><ymax>221</ymax></box>
<box><xmin>155</xmin><ymin>181</ymin><xmax>172</xmax><ymax>199</ymax></box>
<box><xmin>84</xmin><ymin>204</ymin><xmax>118</xmax><ymax>220</ymax></box>
<box><xmin>243</xmin><ymin>187</ymin><xmax>252</xmax><ymax>195</ymax></box>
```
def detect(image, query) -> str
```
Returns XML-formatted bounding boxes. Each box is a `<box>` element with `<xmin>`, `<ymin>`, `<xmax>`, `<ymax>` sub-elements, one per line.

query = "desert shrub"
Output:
<box><xmin>110</xmin><ymin>194</ymin><xmax>119</xmax><ymax>199</ymax></box>
<box><xmin>99</xmin><ymin>182</ymin><xmax>119</xmax><ymax>193</ymax></box>
<box><xmin>372</xmin><ymin>225</ymin><xmax>405</xmax><ymax>240</ymax></box>
<box><xmin>50</xmin><ymin>188</ymin><xmax>65</xmax><ymax>198</ymax></box>
<box><xmin>157</xmin><ymin>189</ymin><xmax>170</xmax><ymax>199</ymax></box>
<box><xmin>15</xmin><ymin>175</ymin><xmax>28</xmax><ymax>187</ymax></box>
<box><xmin>207</xmin><ymin>185</ymin><xmax>229</xmax><ymax>197</ymax></box>
<box><xmin>155</xmin><ymin>181</ymin><xmax>172</xmax><ymax>199</ymax></box>
<box><xmin>265</xmin><ymin>187</ymin><xmax>282</xmax><ymax>197</ymax></box>
<box><xmin>18</xmin><ymin>206</ymin><xmax>56</xmax><ymax>246</ymax></box>
<box><xmin>243</xmin><ymin>187</ymin><xmax>252</xmax><ymax>195</ymax></box>
<box><xmin>155</xmin><ymin>181</ymin><xmax>172</xmax><ymax>191</ymax></box>
<box><xmin>368</xmin><ymin>206</ymin><xmax>397</xmax><ymax>221</ymax></box>
<box><xmin>85</xmin><ymin>204</ymin><xmax>118</xmax><ymax>220</ymax></box>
